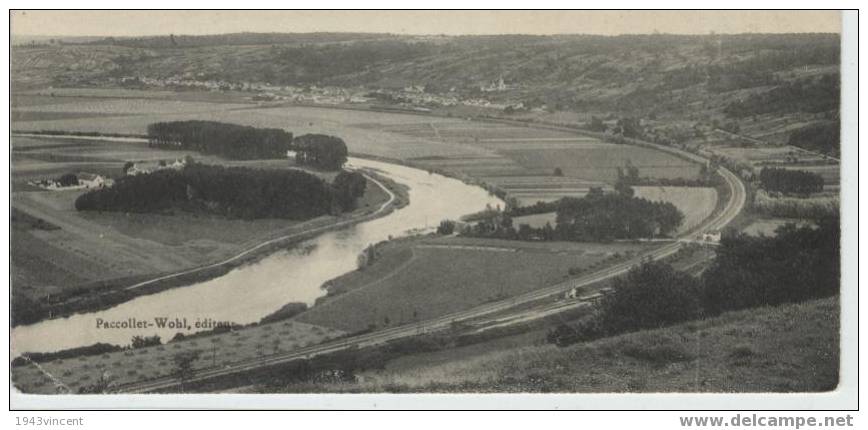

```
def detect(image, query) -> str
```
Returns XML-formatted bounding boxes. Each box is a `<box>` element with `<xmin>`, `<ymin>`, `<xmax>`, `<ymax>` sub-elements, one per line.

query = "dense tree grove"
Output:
<box><xmin>788</xmin><ymin>121</ymin><xmax>840</xmax><ymax>157</ymax></box>
<box><xmin>548</xmin><ymin>261</ymin><xmax>703</xmax><ymax>346</ymax></box>
<box><xmin>147</xmin><ymin>121</ymin><xmax>293</xmax><ymax>160</ymax></box>
<box><xmin>331</xmin><ymin>171</ymin><xmax>367</xmax><ymax>212</ymax></box>
<box><xmin>759</xmin><ymin>167</ymin><xmax>824</xmax><ymax>195</ymax></box>
<box><xmin>548</xmin><ymin>218</ymin><xmax>840</xmax><ymax>347</ymax></box>
<box><xmin>553</xmin><ymin>192</ymin><xmax>683</xmax><ymax>241</ymax></box>
<box><xmin>462</xmin><ymin>190</ymin><xmax>683</xmax><ymax>242</ymax></box>
<box><xmin>702</xmin><ymin>218</ymin><xmax>839</xmax><ymax>315</ymax></box>
<box><xmin>293</xmin><ymin>134</ymin><xmax>349</xmax><ymax>170</ymax></box>
<box><xmin>74</xmin><ymin>163</ymin><xmax>365</xmax><ymax>219</ymax></box>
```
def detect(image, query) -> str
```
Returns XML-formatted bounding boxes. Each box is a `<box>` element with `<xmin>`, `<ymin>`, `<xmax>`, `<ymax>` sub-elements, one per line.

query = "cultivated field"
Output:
<box><xmin>12</xmin><ymin>90</ymin><xmax>705</xmax><ymax>207</ymax></box>
<box><xmin>10</xmin><ymin>134</ymin><xmax>390</xmax><ymax>308</ymax></box>
<box><xmin>632</xmin><ymin>186</ymin><xmax>718</xmax><ymax>234</ymax></box>
<box><xmin>10</xmin><ymin>91</ymin><xmax>714</xmax><ymax>329</ymax></box>
<box><xmin>297</xmin><ymin>235</ymin><xmax>654</xmax><ymax>332</ymax></box>
<box><xmin>12</xmin><ymin>320</ymin><xmax>345</xmax><ymax>394</ymax></box>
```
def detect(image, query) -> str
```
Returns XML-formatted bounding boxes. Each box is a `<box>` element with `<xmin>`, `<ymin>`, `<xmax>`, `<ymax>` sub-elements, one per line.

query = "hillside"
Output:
<box><xmin>258</xmin><ymin>296</ymin><xmax>839</xmax><ymax>393</ymax></box>
<box><xmin>11</xmin><ymin>33</ymin><xmax>841</xmax><ymax>157</ymax></box>
<box><xmin>11</xmin><ymin>34</ymin><xmax>837</xmax><ymax>107</ymax></box>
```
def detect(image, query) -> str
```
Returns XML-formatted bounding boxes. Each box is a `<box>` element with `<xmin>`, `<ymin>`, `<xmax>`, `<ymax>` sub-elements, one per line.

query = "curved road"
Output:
<box><xmin>117</xmin><ymin>134</ymin><xmax>747</xmax><ymax>393</ymax></box>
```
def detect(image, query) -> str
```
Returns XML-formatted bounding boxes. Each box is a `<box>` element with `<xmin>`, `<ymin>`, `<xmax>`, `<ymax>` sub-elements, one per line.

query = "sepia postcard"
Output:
<box><xmin>6</xmin><ymin>9</ymin><xmax>857</xmax><ymax>410</ymax></box>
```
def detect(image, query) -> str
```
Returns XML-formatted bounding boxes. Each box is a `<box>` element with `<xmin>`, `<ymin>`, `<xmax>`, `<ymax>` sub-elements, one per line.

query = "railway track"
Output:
<box><xmin>118</xmin><ymin>146</ymin><xmax>746</xmax><ymax>393</ymax></box>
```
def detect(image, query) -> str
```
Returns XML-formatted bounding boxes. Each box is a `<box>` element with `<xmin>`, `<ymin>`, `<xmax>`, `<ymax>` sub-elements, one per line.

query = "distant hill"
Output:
<box><xmin>11</xmin><ymin>34</ymin><xmax>105</xmax><ymax>46</ymax></box>
<box><xmin>11</xmin><ymin>32</ymin><xmax>840</xmax><ymax>123</ymax></box>
<box><xmin>80</xmin><ymin>31</ymin><xmax>402</xmax><ymax>48</ymax></box>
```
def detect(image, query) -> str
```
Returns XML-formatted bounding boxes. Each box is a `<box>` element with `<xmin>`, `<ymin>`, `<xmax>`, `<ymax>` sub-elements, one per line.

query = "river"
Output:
<box><xmin>11</xmin><ymin>157</ymin><xmax>503</xmax><ymax>354</ymax></box>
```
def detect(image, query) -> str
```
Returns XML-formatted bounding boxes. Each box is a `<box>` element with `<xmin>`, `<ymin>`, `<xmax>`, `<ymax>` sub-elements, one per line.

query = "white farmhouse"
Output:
<box><xmin>78</xmin><ymin>173</ymin><xmax>108</xmax><ymax>189</ymax></box>
<box><xmin>701</xmin><ymin>231</ymin><xmax>722</xmax><ymax>243</ymax></box>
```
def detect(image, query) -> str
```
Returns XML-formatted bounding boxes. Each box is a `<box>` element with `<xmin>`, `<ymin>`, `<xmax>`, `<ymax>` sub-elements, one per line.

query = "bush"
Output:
<box><xmin>701</xmin><ymin>217</ymin><xmax>839</xmax><ymax>314</ymax></box>
<box><xmin>549</xmin><ymin>262</ymin><xmax>703</xmax><ymax>348</ymax></box>
<box><xmin>598</xmin><ymin>262</ymin><xmax>704</xmax><ymax>334</ymax></box>
<box><xmin>436</xmin><ymin>220</ymin><xmax>456</xmax><ymax>235</ymax></box>
<box><xmin>130</xmin><ymin>335</ymin><xmax>161</xmax><ymax>349</ymax></box>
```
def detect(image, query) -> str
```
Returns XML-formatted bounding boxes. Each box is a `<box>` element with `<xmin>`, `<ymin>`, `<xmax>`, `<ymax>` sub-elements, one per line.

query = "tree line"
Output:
<box><xmin>147</xmin><ymin>121</ymin><xmax>293</xmax><ymax>160</ymax></box>
<box><xmin>759</xmin><ymin>167</ymin><xmax>824</xmax><ymax>195</ymax></box>
<box><xmin>459</xmin><ymin>187</ymin><xmax>683</xmax><ymax>242</ymax></box>
<box><xmin>548</xmin><ymin>218</ymin><xmax>839</xmax><ymax>347</ymax></box>
<box><xmin>75</xmin><ymin>163</ymin><xmax>367</xmax><ymax>219</ymax></box>
<box><xmin>753</xmin><ymin>190</ymin><xmax>838</xmax><ymax>220</ymax></box>
<box><xmin>147</xmin><ymin>121</ymin><xmax>351</xmax><ymax>171</ymax></box>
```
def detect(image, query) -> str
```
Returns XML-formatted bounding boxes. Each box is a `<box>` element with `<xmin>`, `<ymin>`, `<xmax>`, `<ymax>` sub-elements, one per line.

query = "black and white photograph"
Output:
<box><xmin>4</xmin><ymin>8</ymin><xmax>859</xmax><ymax>415</ymax></box>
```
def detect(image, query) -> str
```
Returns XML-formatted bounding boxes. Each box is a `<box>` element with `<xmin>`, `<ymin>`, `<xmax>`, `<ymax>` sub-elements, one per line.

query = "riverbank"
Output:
<box><xmin>11</xmin><ymin>161</ymin><xmax>408</xmax><ymax>328</ymax></box>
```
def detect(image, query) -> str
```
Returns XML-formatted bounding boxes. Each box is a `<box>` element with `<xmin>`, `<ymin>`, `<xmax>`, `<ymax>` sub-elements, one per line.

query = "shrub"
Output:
<box><xmin>702</xmin><ymin>217</ymin><xmax>839</xmax><ymax>314</ymax></box>
<box><xmin>598</xmin><ymin>262</ymin><xmax>704</xmax><ymax>334</ymax></box>
<box><xmin>436</xmin><ymin>220</ymin><xmax>456</xmax><ymax>235</ymax></box>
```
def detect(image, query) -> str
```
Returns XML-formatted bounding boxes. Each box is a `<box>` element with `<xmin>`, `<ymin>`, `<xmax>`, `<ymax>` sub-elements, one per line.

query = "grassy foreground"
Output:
<box><xmin>263</xmin><ymin>296</ymin><xmax>839</xmax><ymax>393</ymax></box>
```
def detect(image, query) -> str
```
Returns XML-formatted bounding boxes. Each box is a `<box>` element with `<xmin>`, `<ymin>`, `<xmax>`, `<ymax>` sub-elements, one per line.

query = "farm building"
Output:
<box><xmin>126</xmin><ymin>158</ymin><xmax>187</xmax><ymax>176</ymax></box>
<box><xmin>701</xmin><ymin>231</ymin><xmax>722</xmax><ymax>243</ymax></box>
<box><xmin>29</xmin><ymin>172</ymin><xmax>112</xmax><ymax>191</ymax></box>
<box><xmin>78</xmin><ymin>173</ymin><xmax>109</xmax><ymax>189</ymax></box>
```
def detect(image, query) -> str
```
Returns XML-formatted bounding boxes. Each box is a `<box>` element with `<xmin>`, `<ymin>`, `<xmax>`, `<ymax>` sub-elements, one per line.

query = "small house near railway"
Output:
<box><xmin>78</xmin><ymin>173</ymin><xmax>107</xmax><ymax>189</ymax></box>
<box><xmin>701</xmin><ymin>231</ymin><xmax>722</xmax><ymax>243</ymax></box>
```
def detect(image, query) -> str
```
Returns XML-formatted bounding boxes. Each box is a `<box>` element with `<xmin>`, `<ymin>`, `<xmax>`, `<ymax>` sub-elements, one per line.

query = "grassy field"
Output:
<box><xmin>10</xmin><ymin>94</ymin><xmax>708</xmax><ymax>332</ymax></box>
<box><xmin>11</xmin><ymin>319</ymin><xmax>345</xmax><ymax>394</ymax></box>
<box><xmin>276</xmin><ymin>296</ymin><xmax>839</xmax><ymax>393</ymax></box>
<box><xmin>705</xmin><ymin>143</ymin><xmax>840</xmax><ymax>187</ymax></box>
<box><xmin>742</xmin><ymin>218</ymin><xmax>816</xmax><ymax>236</ymax></box>
<box><xmin>511</xmin><ymin>212</ymin><xmax>557</xmax><ymax>229</ymax></box>
<box><xmin>500</xmin><ymin>144</ymin><xmax>700</xmax><ymax>183</ymax></box>
<box><xmin>12</xmin><ymin>92</ymin><xmax>704</xmax><ymax>207</ymax></box>
<box><xmin>297</xmin><ymin>235</ymin><xmax>653</xmax><ymax>332</ymax></box>
<box><xmin>632</xmin><ymin>186</ymin><xmax>718</xmax><ymax>234</ymax></box>
<box><xmin>10</xmin><ymin>134</ymin><xmax>391</xmax><ymax>317</ymax></box>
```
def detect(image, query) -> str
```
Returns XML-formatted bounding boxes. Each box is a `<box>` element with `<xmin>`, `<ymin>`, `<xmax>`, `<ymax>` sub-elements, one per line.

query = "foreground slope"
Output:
<box><xmin>261</xmin><ymin>296</ymin><xmax>839</xmax><ymax>393</ymax></box>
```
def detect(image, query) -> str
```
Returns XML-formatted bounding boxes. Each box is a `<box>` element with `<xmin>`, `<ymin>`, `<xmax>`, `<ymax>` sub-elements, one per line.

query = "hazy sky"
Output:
<box><xmin>11</xmin><ymin>10</ymin><xmax>841</xmax><ymax>37</ymax></box>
